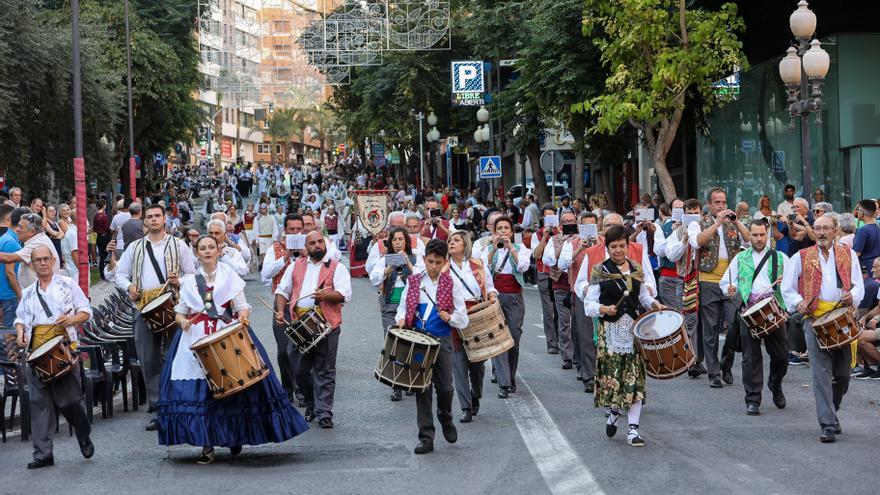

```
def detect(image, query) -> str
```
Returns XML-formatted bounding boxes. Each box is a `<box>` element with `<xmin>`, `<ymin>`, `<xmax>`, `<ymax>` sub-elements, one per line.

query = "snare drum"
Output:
<box><xmin>27</xmin><ymin>335</ymin><xmax>80</xmax><ymax>383</ymax></box>
<box><xmin>812</xmin><ymin>307</ymin><xmax>862</xmax><ymax>351</ymax></box>
<box><xmin>632</xmin><ymin>309</ymin><xmax>695</xmax><ymax>379</ymax></box>
<box><xmin>285</xmin><ymin>309</ymin><xmax>333</xmax><ymax>354</ymax></box>
<box><xmin>741</xmin><ymin>296</ymin><xmax>788</xmax><ymax>339</ymax></box>
<box><xmin>190</xmin><ymin>322</ymin><xmax>270</xmax><ymax>399</ymax></box>
<box><xmin>459</xmin><ymin>300</ymin><xmax>514</xmax><ymax>362</ymax></box>
<box><xmin>374</xmin><ymin>327</ymin><xmax>441</xmax><ymax>392</ymax></box>
<box><xmin>141</xmin><ymin>292</ymin><xmax>177</xmax><ymax>335</ymax></box>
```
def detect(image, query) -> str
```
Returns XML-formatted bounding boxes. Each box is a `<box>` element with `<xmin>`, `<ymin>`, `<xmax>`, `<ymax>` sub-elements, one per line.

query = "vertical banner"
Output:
<box><xmin>353</xmin><ymin>190</ymin><xmax>392</xmax><ymax>237</ymax></box>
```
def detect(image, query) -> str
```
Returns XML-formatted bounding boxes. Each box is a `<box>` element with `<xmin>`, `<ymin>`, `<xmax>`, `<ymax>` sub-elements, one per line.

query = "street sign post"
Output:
<box><xmin>479</xmin><ymin>155</ymin><xmax>502</xmax><ymax>179</ymax></box>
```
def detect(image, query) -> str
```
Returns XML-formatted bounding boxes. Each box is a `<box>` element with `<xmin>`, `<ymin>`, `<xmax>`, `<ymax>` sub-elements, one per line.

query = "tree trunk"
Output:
<box><xmin>652</xmin><ymin>152</ymin><xmax>678</xmax><ymax>204</ymax></box>
<box><xmin>525</xmin><ymin>139</ymin><xmax>548</xmax><ymax>205</ymax></box>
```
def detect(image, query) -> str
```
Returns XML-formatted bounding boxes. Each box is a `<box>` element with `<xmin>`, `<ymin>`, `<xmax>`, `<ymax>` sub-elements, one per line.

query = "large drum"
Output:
<box><xmin>141</xmin><ymin>292</ymin><xmax>177</xmax><ymax>335</ymax></box>
<box><xmin>374</xmin><ymin>326</ymin><xmax>440</xmax><ymax>392</ymax></box>
<box><xmin>812</xmin><ymin>307</ymin><xmax>861</xmax><ymax>351</ymax></box>
<box><xmin>459</xmin><ymin>300</ymin><xmax>515</xmax><ymax>362</ymax></box>
<box><xmin>285</xmin><ymin>309</ymin><xmax>333</xmax><ymax>354</ymax></box>
<box><xmin>742</xmin><ymin>296</ymin><xmax>788</xmax><ymax>339</ymax></box>
<box><xmin>632</xmin><ymin>308</ymin><xmax>695</xmax><ymax>380</ymax></box>
<box><xmin>27</xmin><ymin>334</ymin><xmax>79</xmax><ymax>383</ymax></box>
<box><xmin>190</xmin><ymin>322</ymin><xmax>269</xmax><ymax>399</ymax></box>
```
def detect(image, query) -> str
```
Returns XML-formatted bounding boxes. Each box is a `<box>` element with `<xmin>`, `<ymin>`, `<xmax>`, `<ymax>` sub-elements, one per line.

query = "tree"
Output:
<box><xmin>267</xmin><ymin>108</ymin><xmax>296</xmax><ymax>166</ymax></box>
<box><xmin>579</xmin><ymin>0</ymin><xmax>748</xmax><ymax>202</ymax></box>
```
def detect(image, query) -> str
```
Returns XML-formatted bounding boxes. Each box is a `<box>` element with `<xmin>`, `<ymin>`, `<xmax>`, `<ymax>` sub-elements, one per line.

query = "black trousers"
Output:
<box><xmin>740</xmin><ymin>321</ymin><xmax>789</xmax><ymax>405</ymax></box>
<box><xmin>720</xmin><ymin>306</ymin><xmax>744</xmax><ymax>374</ymax></box>
<box><xmin>416</xmin><ymin>336</ymin><xmax>454</xmax><ymax>442</ymax></box>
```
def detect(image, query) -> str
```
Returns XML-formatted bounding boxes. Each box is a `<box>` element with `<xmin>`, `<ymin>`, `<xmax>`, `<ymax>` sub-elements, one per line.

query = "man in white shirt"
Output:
<box><xmin>109</xmin><ymin>199</ymin><xmax>132</xmax><ymax>251</ymax></box>
<box><xmin>540</xmin><ymin>211</ymin><xmax>578</xmax><ymax>369</ymax></box>
<box><xmin>720</xmin><ymin>219</ymin><xmax>789</xmax><ymax>416</ymax></box>
<box><xmin>776</xmin><ymin>184</ymin><xmax>796</xmax><ymax>217</ymax></box>
<box><xmin>206</xmin><ymin>219</ymin><xmax>249</xmax><ymax>277</ymax></box>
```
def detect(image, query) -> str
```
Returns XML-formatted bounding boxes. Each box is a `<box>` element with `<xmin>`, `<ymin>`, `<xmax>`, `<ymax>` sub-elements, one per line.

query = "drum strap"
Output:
<box><xmin>35</xmin><ymin>288</ymin><xmax>53</xmax><ymax>318</ymax></box>
<box><xmin>449</xmin><ymin>265</ymin><xmax>481</xmax><ymax>301</ymax></box>
<box><xmin>145</xmin><ymin>243</ymin><xmax>167</xmax><ymax>285</ymax></box>
<box><xmin>752</xmin><ymin>250</ymin><xmax>773</xmax><ymax>284</ymax></box>
<box><xmin>195</xmin><ymin>274</ymin><xmax>233</xmax><ymax>323</ymax></box>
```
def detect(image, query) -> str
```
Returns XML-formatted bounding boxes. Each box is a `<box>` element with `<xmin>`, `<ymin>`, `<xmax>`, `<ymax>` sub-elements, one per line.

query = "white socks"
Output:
<box><xmin>627</xmin><ymin>400</ymin><xmax>642</xmax><ymax>426</ymax></box>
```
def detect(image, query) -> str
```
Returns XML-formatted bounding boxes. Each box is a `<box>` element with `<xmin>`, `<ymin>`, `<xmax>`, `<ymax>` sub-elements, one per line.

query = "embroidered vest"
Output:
<box><xmin>270</xmin><ymin>241</ymin><xmax>289</xmax><ymax>292</ymax></box>
<box><xmin>288</xmin><ymin>258</ymin><xmax>343</xmax><ymax>328</ymax></box>
<box><xmin>798</xmin><ymin>245</ymin><xmax>852</xmax><ymax>314</ymax></box>
<box><xmin>130</xmin><ymin>236</ymin><xmax>181</xmax><ymax>292</ymax></box>
<box><xmin>736</xmin><ymin>248</ymin><xmax>785</xmax><ymax>305</ymax></box>
<box><xmin>698</xmin><ymin>216</ymin><xmax>742</xmax><ymax>273</ymax></box>
<box><xmin>490</xmin><ymin>245</ymin><xmax>525</xmax><ymax>287</ymax></box>
<box><xmin>404</xmin><ymin>271</ymin><xmax>454</xmax><ymax>328</ymax></box>
<box><xmin>420</xmin><ymin>218</ymin><xmax>450</xmax><ymax>241</ymax></box>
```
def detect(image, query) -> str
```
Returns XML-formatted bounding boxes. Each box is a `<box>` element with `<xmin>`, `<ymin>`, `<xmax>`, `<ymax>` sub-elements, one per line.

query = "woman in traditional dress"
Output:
<box><xmin>157</xmin><ymin>235</ymin><xmax>308</xmax><ymax>464</ymax></box>
<box><xmin>584</xmin><ymin>225</ymin><xmax>663</xmax><ymax>447</ymax></box>
<box><xmin>369</xmin><ymin>226</ymin><xmax>424</xmax><ymax>401</ymax></box>
<box><xmin>446</xmin><ymin>231</ymin><xmax>496</xmax><ymax>422</ymax></box>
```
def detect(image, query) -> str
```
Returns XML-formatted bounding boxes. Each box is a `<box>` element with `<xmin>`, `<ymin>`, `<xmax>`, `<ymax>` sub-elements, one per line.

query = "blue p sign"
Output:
<box><xmin>452</xmin><ymin>61</ymin><xmax>484</xmax><ymax>94</ymax></box>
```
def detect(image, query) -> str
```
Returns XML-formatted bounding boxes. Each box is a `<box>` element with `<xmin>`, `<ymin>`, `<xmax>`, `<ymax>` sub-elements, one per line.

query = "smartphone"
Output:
<box><xmin>562</xmin><ymin>223</ymin><xmax>578</xmax><ymax>235</ymax></box>
<box><xmin>635</xmin><ymin>208</ymin><xmax>655</xmax><ymax>222</ymax></box>
<box><xmin>788</xmin><ymin>213</ymin><xmax>797</xmax><ymax>222</ymax></box>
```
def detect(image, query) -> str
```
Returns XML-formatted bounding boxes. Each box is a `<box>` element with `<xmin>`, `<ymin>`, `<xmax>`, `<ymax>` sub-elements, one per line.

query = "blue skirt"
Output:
<box><xmin>157</xmin><ymin>326</ymin><xmax>309</xmax><ymax>447</ymax></box>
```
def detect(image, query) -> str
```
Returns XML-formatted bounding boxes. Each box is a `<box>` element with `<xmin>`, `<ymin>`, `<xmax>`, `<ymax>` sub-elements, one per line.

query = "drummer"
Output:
<box><xmin>481</xmin><ymin>216</ymin><xmax>532</xmax><ymax>399</ymax></box>
<box><xmin>584</xmin><ymin>226</ymin><xmax>664</xmax><ymax>447</ymax></box>
<box><xmin>115</xmin><ymin>204</ymin><xmax>196</xmax><ymax>431</ymax></box>
<box><xmin>274</xmin><ymin>231</ymin><xmax>352</xmax><ymax>428</ymax></box>
<box><xmin>781</xmin><ymin>215</ymin><xmax>864</xmax><ymax>443</ymax></box>
<box><xmin>719</xmin><ymin>219</ymin><xmax>789</xmax><ymax>416</ymax></box>
<box><xmin>395</xmin><ymin>239</ymin><xmax>469</xmax><ymax>454</ymax></box>
<box><xmin>369</xmin><ymin>226</ymin><xmax>425</xmax><ymax>402</ymax></box>
<box><xmin>159</xmin><ymin>235</ymin><xmax>308</xmax><ymax>464</ymax></box>
<box><xmin>445</xmin><ymin>231</ymin><xmax>497</xmax><ymax>423</ymax></box>
<box><xmin>15</xmin><ymin>245</ymin><xmax>94</xmax><ymax>469</ymax></box>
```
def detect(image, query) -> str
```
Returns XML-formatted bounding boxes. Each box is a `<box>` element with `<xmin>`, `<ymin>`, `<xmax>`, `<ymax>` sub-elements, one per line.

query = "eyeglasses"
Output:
<box><xmin>813</xmin><ymin>209</ymin><xmax>823</xmax><ymax>213</ymax></box>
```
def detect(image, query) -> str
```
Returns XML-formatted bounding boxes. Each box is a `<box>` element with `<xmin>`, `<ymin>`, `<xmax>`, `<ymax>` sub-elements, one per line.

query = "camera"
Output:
<box><xmin>788</xmin><ymin>214</ymin><xmax>798</xmax><ymax>222</ymax></box>
<box><xmin>496</xmin><ymin>241</ymin><xmax>505</xmax><ymax>248</ymax></box>
<box><xmin>727</xmin><ymin>214</ymin><xmax>737</xmax><ymax>221</ymax></box>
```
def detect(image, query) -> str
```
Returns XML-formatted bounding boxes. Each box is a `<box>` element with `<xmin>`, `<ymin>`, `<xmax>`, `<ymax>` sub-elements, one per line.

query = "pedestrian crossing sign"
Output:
<box><xmin>479</xmin><ymin>155</ymin><xmax>502</xmax><ymax>179</ymax></box>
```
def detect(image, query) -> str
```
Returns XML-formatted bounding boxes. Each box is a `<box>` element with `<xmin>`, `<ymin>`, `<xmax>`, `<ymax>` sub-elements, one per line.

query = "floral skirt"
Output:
<box><xmin>594</xmin><ymin>320</ymin><xmax>646</xmax><ymax>410</ymax></box>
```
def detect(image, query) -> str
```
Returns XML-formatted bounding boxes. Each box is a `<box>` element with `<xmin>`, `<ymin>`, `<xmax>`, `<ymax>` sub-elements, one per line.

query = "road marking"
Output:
<box><xmin>506</xmin><ymin>378</ymin><xmax>605</xmax><ymax>495</ymax></box>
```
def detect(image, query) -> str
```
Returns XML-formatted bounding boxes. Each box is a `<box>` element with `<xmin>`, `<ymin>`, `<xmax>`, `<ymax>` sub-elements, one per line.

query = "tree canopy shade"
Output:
<box><xmin>578</xmin><ymin>0</ymin><xmax>748</xmax><ymax>202</ymax></box>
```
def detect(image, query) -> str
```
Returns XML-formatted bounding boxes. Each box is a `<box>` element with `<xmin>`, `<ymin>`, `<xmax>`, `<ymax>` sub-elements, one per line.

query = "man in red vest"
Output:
<box><xmin>274</xmin><ymin>231</ymin><xmax>352</xmax><ymax>428</ymax></box>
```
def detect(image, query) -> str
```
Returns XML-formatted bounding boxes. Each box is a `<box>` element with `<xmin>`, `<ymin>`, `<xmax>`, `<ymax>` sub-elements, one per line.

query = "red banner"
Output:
<box><xmin>221</xmin><ymin>138</ymin><xmax>233</xmax><ymax>158</ymax></box>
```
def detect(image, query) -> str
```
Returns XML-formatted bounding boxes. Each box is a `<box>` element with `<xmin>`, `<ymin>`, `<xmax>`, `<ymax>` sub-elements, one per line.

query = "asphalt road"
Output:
<box><xmin>3</xmin><ymin>267</ymin><xmax>879</xmax><ymax>494</ymax></box>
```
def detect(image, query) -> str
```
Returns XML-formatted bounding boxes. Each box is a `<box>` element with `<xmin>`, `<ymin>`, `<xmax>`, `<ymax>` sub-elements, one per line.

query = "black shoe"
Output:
<box><xmin>405</xmin><ymin>390</ymin><xmax>416</xmax><ymax>397</ymax></box>
<box><xmin>746</xmin><ymin>403</ymin><xmax>760</xmax><ymax>416</ymax></box>
<box><xmin>414</xmin><ymin>440</ymin><xmax>433</xmax><ymax>454</ymax></box>
<box><xmin>196</xmin><ymin>447</ymin><xmax>215</xmax><ymax>465</ymax></box>
<box><xmin>547</xmin><ymin>347</ymin><xmax>560</xmax><ymax>355</ymax></box>
<box><xmin>833</xmin><ymin>422</ymin><xmax>842</xmax><ymax>434</ymax></box>
<box><xmin>562</xmin><ymin>360</ymin><xmax>573</xmax><ymax>370</ymax></box>
<box><xmin>772</xmin><ymin>389</ymin><xmax>787</xmax><ymax>409</ymax></box>
<box><xmin>391</xmin><ymin>389</ymin><xmax>402</xmax><ymax>402</ymax></box>
<box><xmin>460</xmin><ymin>409</ymin><xmax>473</xmax><ymax>423</ymax></box>
<box><xmin>79</xmin><ymin>438</ymin><xmax>95</xmax><ymax>459</ymax></box>
<box><xmin>318</xmin><ymin>417</ymin><xmax>334</xmax><ymax>429</ymax></box>
<box><xmin>490</xmin><ymin>373</ymin><xmax>497</xmax><ymax>384</ymax></box>
<box><xmin>441</xmin><ymin>422</ymin><xmax>458</xmax><ymax>443</ymax></box>
<box><xmin>606</xmin><ymin>412</ymin><xmax>620</xmax><ymax>438</ymax></box>
<box><xmin>230</xmin><ymin>446</ymin><xmax>242</xmax><ymax>456</ymax></box>
<box><xmin>819</xmin><ymin>427</ymin><xmax>836</xmax><ymax>443</ymax></box>
<box><xmin>147</xmin><ymin>405</ymin><xmax>157</xmax><ymax>414</ymax></box>
<box><xmin>27</xmin><ymin>457</ymin><xmax>54</xmax><ymax>469</ymax></box>
<box><xmin>584</xmin><ymin>380</ymin><xmax>594</xmax><ymax>394</ymax></box>
<box><xmin>709</xmin><ymin>378</ymin><xmax>723</xmax><ymax>389</ymax></box>
<box><xmin>508</xmin><ymin>384</ymin><xmax>517</xmax><ymax>394</ymax></box>
<box><xmin>145</xmin><ymin>418</ymin><xmax>160</xmax><ymax>431</ymax></box>
<box><xmin>721</xmin><ymin>370</ymin><xmax>734</xmax><ymax>385</ymax></box>
<box><xmin>687</xmin><ymin>366</ymin><xmax>699</xmax><ymax>378</ymax></box>
<box><xmin>497</xmin><ymin>387</ymin><xmax>509</xmax><ymax>399</ymax></box>
<box><xmin>471</xmin><ymin>396</ymin><xmax>480</xmax><ymax>416</ymax></box>
<box><xmin>696</xmin><ymin>363</ymin><xmax>708</xmax><ymax>375</ymax></box>
<box><xmin>304</xmin><ymin>407</ymin><xmax>316</xmax><ymax>422</ymax></box>
<box><xmin>855</xmin><ymin>367</ymin><xmax>876</xmax><ymax>379</ymax></box>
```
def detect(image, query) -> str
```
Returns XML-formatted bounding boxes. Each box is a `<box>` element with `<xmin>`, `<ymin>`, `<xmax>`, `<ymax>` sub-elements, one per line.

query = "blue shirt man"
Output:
<box><xmin>0</xmin><ymin>227</ymin><xmax>22</xmax><ymax>326</ymax></box>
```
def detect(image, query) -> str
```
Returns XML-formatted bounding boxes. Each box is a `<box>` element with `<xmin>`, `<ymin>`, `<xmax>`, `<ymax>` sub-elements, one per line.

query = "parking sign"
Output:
<box><xmin>451</xmin><ymin>61</ymin><xmax>484</xmax><ymax>94</ymax></box>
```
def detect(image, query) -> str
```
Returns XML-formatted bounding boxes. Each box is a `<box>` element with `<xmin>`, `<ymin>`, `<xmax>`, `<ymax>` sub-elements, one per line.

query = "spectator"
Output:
<box><xmin>110</xmin><ymin>198</ymin><xmax>133</xmax><ymax>250</ymax></box>
<box><xmin>61</xmin><ymin>211</ymin><xmax>80</xmax><ymax>282</ymax></box>
<box><xmin>854</xmin><ymin>198</ymin><xmax>880</xmax><ymax>275</ymax></box>
<box><xmin>812</xmin><ymin>201</ymin><xmax>833</xmax><ymax>219</ymax></box>
<box><xmin>776</xmin><ymin>184</ymin><xmax>796</xmax><ymax>216</ymax></box>
<box><xmin>29</xmin><ymin>197</ymin><xmax>43</xmax><ymax>215</ymax></box>
<box><xmin>778</xmin><ymin>197</ymin><xmax>815</xmax><ymax>257</ymax></box>
<box><xmin>0</xmin><ymin>205</ymin><xmax>21</xmax><ymax>326</ymax></box>
<box><xmin>0</xmin><ymin>210</ymin><xmax>60</xmax><ymax>288</ymax></box>
<box><xmin>813</xmin><ymin>188</ymin><xmax>825</xmax><ymax>206</ymax></box>
<box><xmin>93</xmin><ymin>199</ymin><xmax>112</xmax><ymax>279</ymax></box>
<box><xmin>839</xmin><ymin>212</ymin><xmax>857</xmax><ymax>248</ymax></box>
<box><xmin>121</xmin><ymin>201</ymin><xmax>145</xmax><ymax>250</ymax></box>
<box><xmin>7</xmin><ymin>187</ymin><xmax>22</xmax><ymax>208</ymax></box>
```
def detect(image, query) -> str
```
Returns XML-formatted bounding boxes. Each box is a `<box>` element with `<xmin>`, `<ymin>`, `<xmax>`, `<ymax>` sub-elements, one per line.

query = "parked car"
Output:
<box><xmin>507</xmin><ymin>181</ymin><xmax>570</xmax><ymax>204</ymax></box>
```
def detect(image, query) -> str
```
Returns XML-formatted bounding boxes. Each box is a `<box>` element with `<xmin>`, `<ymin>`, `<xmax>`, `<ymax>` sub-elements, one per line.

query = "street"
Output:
<box><xmin>2</xmin><ymin>269</ymin><xmax>878</xmax><ymax>495</ymax></box>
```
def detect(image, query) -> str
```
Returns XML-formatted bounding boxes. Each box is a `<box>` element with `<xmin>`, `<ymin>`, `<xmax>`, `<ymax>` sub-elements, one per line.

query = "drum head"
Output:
<box><xmin>193</xmin><ymin>322</ymin><xmax>245</xmax><ymax>347</ymax></box>
<box><xmin>634</xmin><ymin>310</ymin><xmax>684</xmax><ymax>339</ymax></box>
<box><xmin>29</xmin><ymin>335</ymin><xmax>65</xmax><ymax>360</ymax></box>
<box><xmin>389</xmin><ymin>327</ymin><xmax>440</xmax><ymax>346</ymax></box>
<box><xmin>142</xmin><ymin>292</ymin><xmax>173</xmax><ymax>312</ymax></box>
<box><xmin>743</xmin><ymin>297</ymin><xmax>773</xmax><ymax>317</ymax></box>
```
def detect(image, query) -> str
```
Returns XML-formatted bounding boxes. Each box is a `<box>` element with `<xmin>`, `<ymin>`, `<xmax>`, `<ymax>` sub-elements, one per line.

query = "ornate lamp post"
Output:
<box><xmin>779</xmin><ymin>0</ymin><xmax>831</xmax><ymax>197</ymax></box>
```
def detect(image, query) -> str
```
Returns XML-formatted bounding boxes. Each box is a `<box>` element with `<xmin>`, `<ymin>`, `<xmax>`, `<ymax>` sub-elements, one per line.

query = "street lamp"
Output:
<box><xmin>474</xmin><ymin>126</ymin><xmax>483</xmax><ymax>143</ymax></box>
<box><xmin>779</xmin><ymin>0</ymin><xmax>830</xmax><ymax>197</ymax></box>
<box><xmin>427</xmin><ymin>112</ymin><xmax>438</xmax><ymax>127</ymax></box>
<box><xmin>476</xmin><ymin>106</ymin><xmax>489</xmax><ymax>124</ymax></box>
<box><xmin>411</xmin><ymin>110</ymin><xmax>426</xmax><ymax>188</ymax></box>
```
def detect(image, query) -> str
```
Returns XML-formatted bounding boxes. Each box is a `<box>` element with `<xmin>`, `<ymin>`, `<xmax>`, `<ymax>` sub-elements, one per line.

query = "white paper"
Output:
<box><xmin>579</xmin><ymin>223</ymin><xmax>598</xmax><ymax>240</ymax></box>
<box><xmin>682</xmin><ymin>214</ymin><xmax>701</xmax><ymax>228</ymax></box>
<box><xmin>635</xmin><ymin>208</ymin><xmax>655</xmax><ymax>222</ymax></box>
<box><xmin>514</xmin><ymin>232</ymin><xmax>523</xmax><ymax>244</ymax></box>
<box><xmin>672</xmin><ymin>208</ymin><xmax>684</xmax><ymax>223</ymax></box>
<box><xmin>543</xmin><ymin>215</ymin><xmax>559</xmax><ymax>228</ymax></box>
<box><xmin>385</xmin><ymin>253</ymin><xmax>406</xmax><ymax>267</ymax></box>
<box><xmin>286</xmin><ymin>234</ymin><xmax>306</xmax><ymax>250</ymax></box>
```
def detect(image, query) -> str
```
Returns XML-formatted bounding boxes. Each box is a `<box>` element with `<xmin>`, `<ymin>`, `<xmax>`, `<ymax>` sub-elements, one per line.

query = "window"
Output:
<box><xmin>257</xmin><ymin>144</ymin><xmax>272</xmax><ymax>154</ymax></box>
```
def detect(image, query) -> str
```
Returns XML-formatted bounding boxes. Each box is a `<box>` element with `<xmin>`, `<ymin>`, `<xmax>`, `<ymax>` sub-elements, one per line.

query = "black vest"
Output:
<box><xmin>383</xmin><ymin>253</ymin><xmax>417</xmax><ymax>303</ymax></box>
<box><xmin>597</xmin><ymin>258</ymin><xmax>642</xmax><ymax>323</ymax></box>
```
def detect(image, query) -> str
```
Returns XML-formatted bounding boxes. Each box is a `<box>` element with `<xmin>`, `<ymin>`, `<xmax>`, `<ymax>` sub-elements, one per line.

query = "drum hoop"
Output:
<box><xmin>191</xmin><ymin>322</ymin><xmax>246</xmax><ymax>348</ymax></box>
<box><xmin>142</xmin><ymin>292</ymin><xmax>173</xmax><ymax>312</ymax></box>
<box><xmin>632</xmin><ymin>308</ymin><xmax>684</xmax><ymax>341</ymax></box>
<box><xmin>742</xmin><ymin>297</ymin><xmax>775</xmax><ymax>317</ymax></box>
<box><xmin>388</xmin><ymin>326</ymin><xmax>441</xmax><ymax>346</ymax></box>
<box><xmin>28</xmin><ymin>335</ymin><xmax>66</xmax><ymax>360</ymax></box>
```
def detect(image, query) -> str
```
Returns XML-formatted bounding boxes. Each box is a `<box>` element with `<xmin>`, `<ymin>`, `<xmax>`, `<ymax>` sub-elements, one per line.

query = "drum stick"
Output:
<box><xmin>255</xmin><ymin>295</ymin><xmax>287</xmax><ymax>321</ymax></box>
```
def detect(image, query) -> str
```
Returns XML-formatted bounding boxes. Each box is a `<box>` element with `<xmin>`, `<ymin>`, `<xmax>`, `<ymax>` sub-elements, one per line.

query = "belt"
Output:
<box><xmin>293</xmin><ymin>306</ymin><xmax>323</xmax><ymax>318</ymax></box>
<box><xmin>259</xmin><ymin>235</ymin><xmax>272</xmax><ymax>238</ymax></box>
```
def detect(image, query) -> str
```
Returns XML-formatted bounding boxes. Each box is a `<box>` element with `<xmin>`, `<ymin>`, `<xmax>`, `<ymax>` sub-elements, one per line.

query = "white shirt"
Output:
<box><xmin>16</xmin><ymin>233</ymin><xmax>61</xmax><ymax>289</ymax></box>
<box><xmin>481</xmin><ymin>244</ymin><xmax>531</xmax><ymax>275</ymax></box>
<box><xmin>583</xmin><ymin>263</ymin><xmax>658</xmax><ymax>317</ymax></box>
<box><xmin>274</xmin><ymin>257</ymin><xmax>352</xmax><ymax>308</ymax></box>
<box><xmin>720</xmin><ymin>247</ymin><xmax>789</xmax><ymax>297</ymax></box>
<box><xmin>15</xmin><ymin>274</ymin><xmax>92</xmax><ymax>345</ymax></box>
<box><xmin>114</xmin><ymin>235</ymin><xmax>197</xmax><ymax>291</ymax></box>
<box><xmin>61</xmin><ymin>224</ymin><xmax>78</xmax><ymax>277</ymax></box>
<box><xmin>365</xmin><ymin>236</ymin><xmax>425</xmax><ymax>275</ymax></box>
<box><xmin>447</xmin><ymin>258</ymin><xmax>497</xmax><ymax>301</ymax></box>
<box><xmin>542</xmin><ymin>236</ymin><xmax>575</xmax><ymax>272</ymax></box>
<box><xmin>393</xmin><ymin>273</ymin><xmax>469</xmax><ymax>329</ymax></box>
<box><xmin>781</xmin><ymin>246</ymin><xmax>865</xmax><ymax>312</ymax></box>
<box><xmin>368</xmin><ymin>254</ymin><xmax>426</xmax><ymax>288</ymax></box>
<box><xmin>110</xmin><ymin>211</ymin><xmax>131</xmax><ymax>250</ymax></box>
<box><xmin>219</xmin><ymin>245</ymin><xmax>249</xmax><ymax>277</ymax></box>
<box><xmin>776</xmin><ymin>200</ymin><xmax>795</xmax><ymax>217</ymax></box>
<box><xmin>661</xmin><ymin>224</ymin><xmax>689</xmax><ymax>263</ymax></box>
<box><xmin>573</xmin><ymin>243</ymin><xmax>656</xmax><ymax>301</ymax></box>
<box><xmin>260</xmin><ymin>243</ymin><xmax>292</xmax><ymax>286</ymax></box>
<box><xmin>636</xmin><ymin>223</ymin><xmax>667</xmax><ymax>261</ymax></box>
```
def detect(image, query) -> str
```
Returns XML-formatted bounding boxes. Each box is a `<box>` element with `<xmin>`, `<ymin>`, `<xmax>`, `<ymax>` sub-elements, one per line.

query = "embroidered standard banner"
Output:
<box><xmin>353</xmin><ymin>190</ymin><xmax>391</xmax><ymax>237</ymax></box>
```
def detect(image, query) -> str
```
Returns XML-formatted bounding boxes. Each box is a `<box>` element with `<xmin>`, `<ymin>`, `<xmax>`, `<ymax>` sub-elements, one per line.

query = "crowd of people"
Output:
<box><xmin>7</xmin><ymin>156</ymin><xmax>880</xmax><ymax>468</ymax></box>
